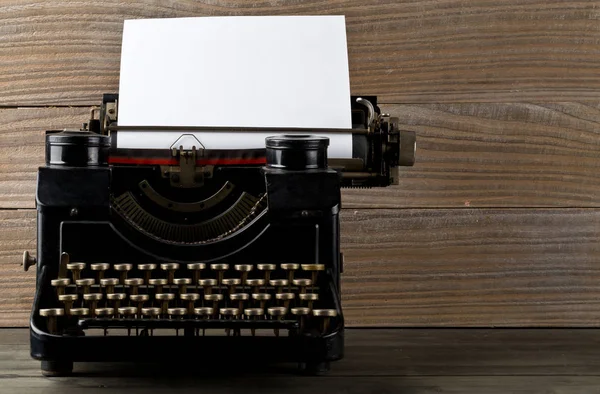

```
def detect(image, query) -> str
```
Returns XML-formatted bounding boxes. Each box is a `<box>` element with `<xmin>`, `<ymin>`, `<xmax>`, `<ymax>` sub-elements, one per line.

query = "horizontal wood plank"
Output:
<box><xmin>3</xmin><ymin>208</ymin><xmax>600</xmax><ymax>327</ymax></box>
<box><xmin>3</xmin><ymin>328</ymin><xmax>600</xmax><ymax>393</ymax></box>
<box><xmin>3</xmin><ymin>103</ymin><xmax>600</xmax><ymax>209</ymax></box>
<box><xmin>1</xmin><ymin>0</ymin><xmax>599</xmax><ymax>106</ymax></box>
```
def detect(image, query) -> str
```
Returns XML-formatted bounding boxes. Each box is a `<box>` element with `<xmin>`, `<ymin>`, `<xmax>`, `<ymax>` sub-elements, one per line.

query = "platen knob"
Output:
<box><xmin>22</xmin><ymin>251</ymin><xmax>37</xmax><ymax>272</ymax></box>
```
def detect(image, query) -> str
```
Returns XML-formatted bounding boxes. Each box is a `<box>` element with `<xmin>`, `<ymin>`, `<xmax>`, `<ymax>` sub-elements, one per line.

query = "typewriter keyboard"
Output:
<box><xmin>39</xmin><ymin>260</ymin><xmax>339</xmax><ymax>338</ymax></box>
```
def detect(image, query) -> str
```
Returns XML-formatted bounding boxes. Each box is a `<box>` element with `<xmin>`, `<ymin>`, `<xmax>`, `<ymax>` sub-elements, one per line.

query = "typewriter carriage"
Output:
<box><xmin>23</xmin><ymin>94</ymin><xmax>415</xmax><ymax>376</ymax></box>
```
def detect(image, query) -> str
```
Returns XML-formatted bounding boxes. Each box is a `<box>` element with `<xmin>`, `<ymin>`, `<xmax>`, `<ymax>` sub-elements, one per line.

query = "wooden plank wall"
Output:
<box><xmin>1</xmin><ymin>0</ymin><xmax>599</xmax><ymax>327</ymax></box>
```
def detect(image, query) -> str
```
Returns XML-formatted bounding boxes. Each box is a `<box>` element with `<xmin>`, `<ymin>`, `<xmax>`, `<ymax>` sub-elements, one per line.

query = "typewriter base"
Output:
<box><xmin>30</xmin><ymin>326</ymin><xmax>344</xmax><ymax>376</ymax></box>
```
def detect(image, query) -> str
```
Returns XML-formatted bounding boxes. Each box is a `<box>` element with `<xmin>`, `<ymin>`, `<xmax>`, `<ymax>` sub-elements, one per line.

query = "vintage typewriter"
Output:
<box><xmin>22</xmin><ymin>94</ymin><xmax>415</xmax><ymax>376</ymax></box>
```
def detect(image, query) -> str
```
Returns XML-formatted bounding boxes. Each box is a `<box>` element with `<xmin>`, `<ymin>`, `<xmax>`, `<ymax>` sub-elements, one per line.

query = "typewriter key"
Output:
<box><xmin>168</xmin><ymin>308</ymin><xmax>186</xmax><ymax>335</ymax></box>
<box><xmin>220</xmin><ymin>308</ymin><xmax>240</xmax><ymax>336</ymax></box>
<box><xmin>299</xmin><ymin>293</ymin><xmax>318</xmax><ymax>310</ymax></box>
<box><xmin>301</xmin><ymin>264</ymin><xmax>325</xmax><ymax>290</ymax></box>
<box><xmin>180</xmin><ymin>293</ymin><xmax>200</xmax><ymax>316</ymax></box>
<box><xmin>173</xmin><ymin>278</ymin><xmax>191</xmax><ymax>294</ymax></box>
<box><xmin>244</xmin><ymin>308</ymin><xmax>263</xmax><ymax>336</ymax></box>
<box><xmin>124</xmin><ymin>278</ymin><xmax>144</xmax><ymax>295</ymax></box>
<box><xmin>275</xmin><ymin>293</ymin><xmax>295</xmax><ymax>310</ymax></box>
<box><xmin>161</xmin><ymin>263</ymin><xmax>180</xmax><ymax>285</ymax></box>
<box><xmin>114</xmin><ymin>264</ymin><xmax>133</xmax><ymax>285</ymax></box>
<box><xmin>90</xmin><ymin>263</ymin><xmax>110</xmax><ymax>281</ymax></box>
<box><xmin>194</xmin><ymin>306</ymin><xmax>213</xmax><ymax>336</ymax></box>
<box><xmin>142</xmin><ymin>307</ymin><xmax>161</xmax><ymax>317</ymax></box>
<box><xmin>107</xmin><ymin>293</ymin><xmax>127</xmax><ymax>310</ymax></box>
<box><xmin>83</xmin><ymin>293</ymin><xmax>103</xmax><ymax>316</ymax></box>
<box><xmin>130</xmin><ymin>294</ymin><xmax>149</xmax><ymax>317</ymax></box>
<box><xmin>155</xmin><ymin>293</ymin><xmax>176</xmax><ymax>316</ymax></box>
<box><xmin>187</xmin><ymin>263</ymin><xmax>206</xmax><ymax>284</ymax></box>
<box><xmin>51</xmin><ymin>278</ymin><xmax>70</xmax><ymax>296</ymax></box>
<box><xmin>149</xmin><ymin>278</ymin><xmax>167</xmax><ymax>294</ymax></box>
<box><xmin>39</xmin><ymin>308</ymin><xmax>64</xmax><ymax>334</ymax></box>
<box><xmin>293</xmin><ymin>278</ymin><xmax>312</xmax><ymax>294</ymax></box>
<box><xmin>280</xmin><ymin>264</ymin><xmax>299</xmax><ymax>290</ymax></box>
<box><xmin>269</xmin><ymin>279</ymin><xmax>288</xmax><ymax>294</ymax></box>
<box><xmin>210</xmin><ymin>263</ymin><xmax>229</xmax><ymax>286</ymax></box>
<box><xmin>76</xmin><ymin>278</ymin><xmax>95</xmax><ymax>294</ymax></box>
<box><xmin>118</xmin><ymin>307</ymin><xmax>138</xmax><ymax>336</ymax></box>
<box><xmin>291</xmin><ymin>307</ymin><xmax>311</xmax><ymax>331</ymax></box>
<box><xmin>257</xmin><ymin>264</ymin><xmax>276</xmax><ymax>284</ymax></box>
<box><xmin>66</xmin><ymin>262</ymin><xmax>86</xmax><ymax>281</ymax></box>
<box><xmin>229</xmin><ymin>293</ymin><xmax>249</xmax><ymax>313</ymax></box>
<box><xmin>95</xmin><ymin>307</ymin><xmax>115</xmax><ymax>317</ymax></box>
<box><xmin>58</xmin><ymin>294</ymin><xmax>78</xmax><ymax>316</ymax></box>
<box><xmin>100</xmin><ymin>278</ymin><xmax>119</xmax><ymax>294</ymax></box>
<box><xmin>245</xmin><ymin>279</ymin><xmax>264</xmax><ymax>294</ymax></box>
<box><xmin>70</xmin><ymin>307</ymin><xmax>89</xmax><ymax>317</ymax></box>
<box><xmin>312</xmin><ymin>309</ymin><xmax>337</xmax><ymax>334</ymax></box>
<box><xmin>204</xmin><ymin>294</ymin><xmax>223</xmax><ymax>317</ymax></box>
<box><xmin>252</xmin><ymin>293</ymin><xmax>272</xmax><ymax>311</ymax></box>
<box><xmin>138</xmin><ymin>263</ymin><xmax>157</xmax><ymax>285</ymax></box>
<box><xmin>199</xmin><ymin>278</ymin><xmax>217</xmax><ymax>296</ymax></box>
<box><xmin>222</xmin><ymin>278</ymin><xmax>240</xmax><ymax>294</ymax></box>
<box><xmin>234</xmin><ymin>264</ymin><xmax>253</xmax><ymax>286</ymax></box>
<box><xmin>267</xmin><ymin>307</ymin><xmax>287</xmax><ymax>337</ymax></box>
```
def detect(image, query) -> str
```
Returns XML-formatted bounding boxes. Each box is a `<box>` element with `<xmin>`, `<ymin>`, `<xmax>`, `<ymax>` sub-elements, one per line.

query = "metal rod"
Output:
<box><xmin>107</xmin><ymin>125</ymin><xmax>368</xmax><ymax>134</ymax></box>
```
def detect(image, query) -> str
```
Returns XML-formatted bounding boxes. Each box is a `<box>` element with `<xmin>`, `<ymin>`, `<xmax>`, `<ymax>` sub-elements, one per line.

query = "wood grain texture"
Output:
<box><xmin>3</xmin><ymin>328</ymin><xmax>600</xmax><ymax>393</ymax></box>
<box><xmin>1</xmin><ymin>0</ymin><xmax>599</xmax><ymax>106</ymax></box>
<box><xmin>4</xmin><ymin>208</ymin><xmax>600</xmax><ymax>327</ymax></box>
<box><xmin>3</xmin><ymin>103</ymin><xmax>600</xmax><ymax>209</ymax></box>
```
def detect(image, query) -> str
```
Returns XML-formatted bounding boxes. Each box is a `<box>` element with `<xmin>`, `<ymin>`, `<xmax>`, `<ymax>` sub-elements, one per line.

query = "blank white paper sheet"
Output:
<box><xmin>116</xmin><ymin>15</ymin><xmax>353</xmax><ymax>158</ymax></box>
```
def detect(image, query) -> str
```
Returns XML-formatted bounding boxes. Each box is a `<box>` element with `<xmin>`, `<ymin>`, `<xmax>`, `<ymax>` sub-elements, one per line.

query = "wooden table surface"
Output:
<box><xmin>3</xmin><ymin>328</ymin><xmax>600</xmax><ymax>393</ymax></box>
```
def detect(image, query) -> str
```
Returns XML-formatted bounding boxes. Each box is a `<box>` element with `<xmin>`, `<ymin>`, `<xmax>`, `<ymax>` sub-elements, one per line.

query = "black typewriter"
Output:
<box><xmin>22</xmin><ymin>94</ymin><xmax>415</xmax><ymax>376</ymax></box>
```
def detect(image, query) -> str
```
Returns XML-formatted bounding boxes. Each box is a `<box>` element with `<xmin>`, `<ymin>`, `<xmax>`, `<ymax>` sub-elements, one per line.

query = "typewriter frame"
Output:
<box><xmin>25</xmin><ymin>95</ymin><xmax>415</xmax><ymax>376</ymax></box>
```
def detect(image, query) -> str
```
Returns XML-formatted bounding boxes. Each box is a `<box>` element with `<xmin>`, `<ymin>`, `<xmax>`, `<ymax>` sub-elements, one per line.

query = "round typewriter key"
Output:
<box><xmin>107</xmin><ymin>292</ymin><xmax>127</xmax><ymax>310</ymax></box>
<box><xmin>39</xmin><ymin>308</ymin><xmax>64</xmax><ymax>334</ymax></box>
<box><xmin>160</xmin><ymin>263</ymin><xmax>180</xmax><ymax>285</ymax></box>
<box><xmin>252</xmin><ymin>293</ymin><xmax>272</xmax><ymax>310</ymax></box>
<box><xmin>269</xmin><ymin>279</ymin><xmax>288</xmax><ymax>293</ymax></box>
<box><xmin>66</xmin><ymin>262</ymin><xmax>86</xmax><ymax>281</ymax></box>
<box><xmin>187</xmin><ymin>263</ymin><xmax>206</xmax><ymax>284</ymax></box>
<box><xmin>173</xmin><ymin>278</ymin><xmax>191</xmax><ymax>294</ymax></box>
<box><xmin>312</xmin><ymin>309</ymin><xmax>337</xmax><ymax>334</ymax></box>
<box><xmin>181</xmin><ymin>293</ymin><xmax>200</xmax><ymax>316</ymax></box>
<box><xmin>124</xmin><ymin>278</ymin><xmax>144</xmax><ymax>295</ymax></box>
<box><xmin>113</xmin><ymin>263</ymin><xmax>133</xmax><ymax>285</ymax></box>
<box><xmin>58</xmin><ymin>294</ymin><xmax>78</xmax><ymax>316</ymax></box>
<box><xmin>168</xmin><ymin>307</ymin><xmax>187</xmax><ymax>318</ymax></box>
<box><xmin>299</xmin><ymin>293</ymin><xmax>318</xmax><ymax>309</ymax></box>
<box><xmin>70</xmin><ymin>307</ymin><xmax>89</xmax><ymax>317</ymax></box>
<box><xmin>76</xmin><ymin>278</ymin><xmax>95</xmax><ymax>294</ymax></box>
<box><xmin>118</xmin><ymin>306</ymin><xmax>138</xmax><ymax>318</ymax></box>
<box><xmin>83</xmin><ymin>293</ymin><xmax>103</xmax><ymax>316</ymax></box>
<box><xmin>229</xmin><ymin>293</ymin><xmax>249</xmax><ymax>313</ymax></box>
<box><xmin>155</xmin><ymin>293</ymin><xmax>176</xmax><ymax>316</ymax></box>
<box><xmin>281</xmin><ymin>263</ymin><xmax>299</xmax><ymax>290</ymax></box>
<box><xmin>257</xmin><ymin>263</ymin><xmax>276</xmax><ymax>284</ymax></box>
<box><xmin>293</xmin><ymin>278</ymin><xmax>312</xmax><ymax>294</ymax></box>
<box><xmin>199</xmin><ymin>278</ymin><xmax>217</xmax><ymax>296</ymax></box>
<box><xmin>95</xmin><ymin>307</ymin><xmax>115</xmax><ymax>317</ymax></box>
<box><xmin>244</xmin><ymin>307</ymin><xmax>263</xmax><ymax>336</ymax></box>
<box><xmin>301</xmin><ymin>264</ymin><xmax>325</xmax><ymax>290</ymax></box>
<box><xmin>138</xmin><ymin>263</ymin><xmax>157</xmax><ymax>285</ymax></box>
<box><xmin>90</xmin><ymin>263</ymin><xmax>110</xmax><ymax>281</ymax></box>
<box><xmin>246</xmin><ymin>279</ymin><xmax>264</xmax><ymax>294</ymax></box>
<box><xmin>130</xmin><ymin>294</ymin><xmax>150</xmax><ymax>317</ymax></box>
<box><xmin>210</xmin><ymin>263</ymin><xmax>229</xmax><ymax>287</ymax></box>
<box><xmin>267</xmin><ymin>306</ymin><xmax>288</xmax><ymax>337</ymax></box>
<box><xmin>234</xmin><ymin>264</ymin><xmax>253</xmax><ymax>286</ymax></box>
<box><xmin>275</xmin><ymin>292</ymin><xmax>295</xmax><ymax>310</ymax></box>
<box><xmin>194</xmin><ymin>307</ymin><xmax>213</xmax><ymax>317</ymax></box>
<box><xmin>51</xmin><ymin>278</ymin><xmax>70</xmax><ymax>296</ymax></box>
<box><xmin>222</xmin><ymin>278</ymin><xmax>240</xmax><ymax>294</ymax></box>
<box><xmin>204</xmin><ymin>294</ymin><xmax>223</xmax><ymax>317</ymax></box>
<box><xmin>219</xmin><ymin>307</ymin><xmax>240</xmax><ymax>336</ymax></box>
<box><xmin>142</xmin><ymin>307</ymin><xmax>161</xmax><ymax>317</ymax></box>
<box><xmin>149</xmin><ymin>278</ymin><xmax>168</xmax><ymax>294</ymax></box>
<box><xmin>291</xmin><ymin>307</ymin><xmax>311</xmax><ymax>332</ymax></box>
<box><xmin>100</xmin><ymin>278</ymin><xmax>119</xmax><ymax>294</ymax></box>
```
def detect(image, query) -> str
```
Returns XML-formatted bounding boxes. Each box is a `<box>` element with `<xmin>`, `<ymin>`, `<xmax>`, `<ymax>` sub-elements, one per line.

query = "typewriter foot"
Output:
<box><xmin>41</xmin><ymin>360</ymin><xmax>73</xmax><ymax>377</ymax></box>
<box><xmin>299</xmin><ymin>361</ymin><xmax>330</xmax><ymax>376</ymax></box>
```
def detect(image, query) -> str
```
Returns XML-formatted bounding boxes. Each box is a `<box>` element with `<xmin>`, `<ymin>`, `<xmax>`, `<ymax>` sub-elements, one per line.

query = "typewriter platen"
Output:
<box><xmin>22</xmin><ymin>94</ymin><xmax>415</xmax><ymax>376</ymax></box>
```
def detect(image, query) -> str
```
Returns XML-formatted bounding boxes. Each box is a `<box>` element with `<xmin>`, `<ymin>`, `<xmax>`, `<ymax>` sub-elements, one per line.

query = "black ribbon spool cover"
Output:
<box><xmin>265</xmin><ymin>134</ymin><xmax>329</xmax><ymax>170</ymax></box>
<box><xmin>46</xmin><ymin>131</ymin><xmax>110</xmax><ymax>167</ymax></box>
